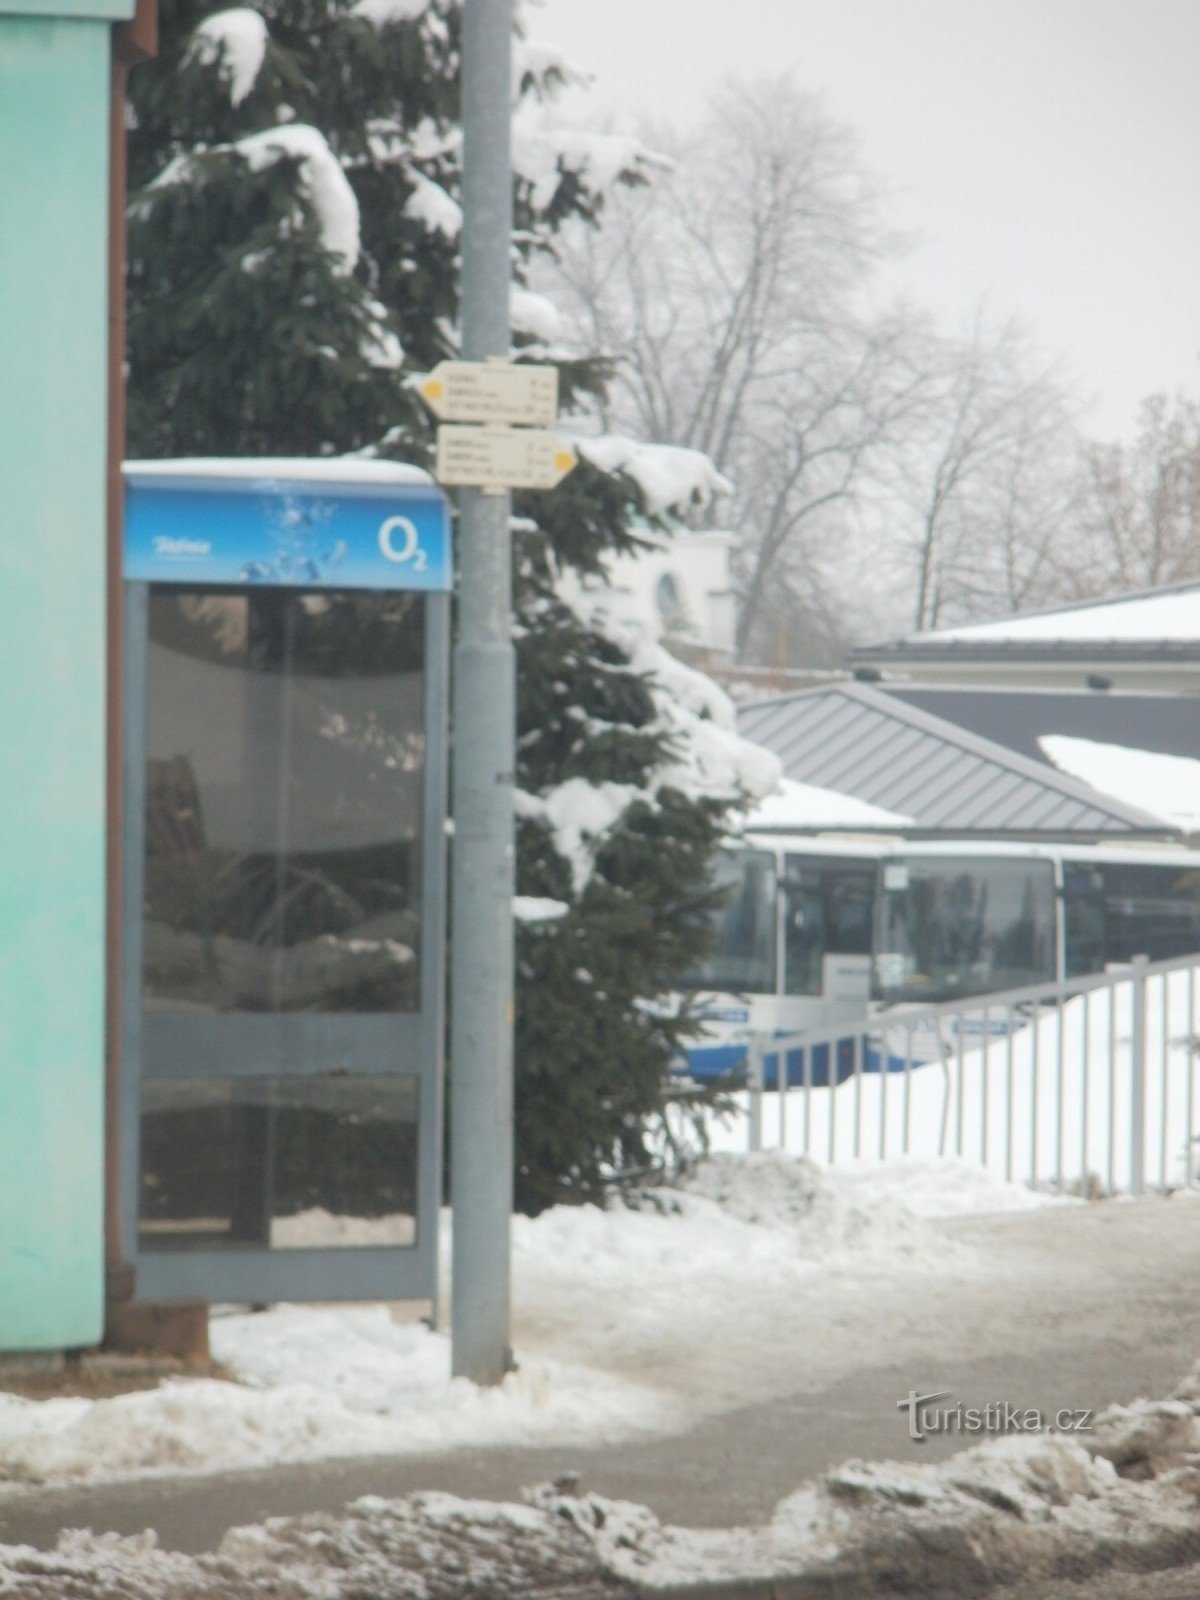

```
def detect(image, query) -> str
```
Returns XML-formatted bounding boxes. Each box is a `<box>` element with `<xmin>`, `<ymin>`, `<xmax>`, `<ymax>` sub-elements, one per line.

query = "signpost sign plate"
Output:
<box><xmin>435</xmin><ymin>425</ymin><xmax>576</xmax><ymax>490</ymax></box>
<box><xmin>419</xmin><ymin>361</ymin><xmax>558</xmax><ymax>427</ymax></box>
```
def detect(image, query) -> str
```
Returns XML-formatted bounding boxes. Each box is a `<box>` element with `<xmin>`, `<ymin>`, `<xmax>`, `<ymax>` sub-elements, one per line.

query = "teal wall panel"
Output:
<box><xmin>0</xmin><ymin>15</ymin><xmax>111</xmax><ymax>1349</ymax></box>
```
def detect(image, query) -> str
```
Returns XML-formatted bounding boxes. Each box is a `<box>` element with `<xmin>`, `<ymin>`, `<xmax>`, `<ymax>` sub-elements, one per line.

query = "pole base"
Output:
<box><xmin>104</xmin><ymin>1299</ymin><xmax>210</xmax><ymax>1369</ymax></box>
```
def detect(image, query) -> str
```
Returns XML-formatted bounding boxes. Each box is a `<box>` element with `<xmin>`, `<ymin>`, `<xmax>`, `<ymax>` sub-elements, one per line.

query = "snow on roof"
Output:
<box><xmin>1039</xmin><ymin>735</ymin><xmax>1200</xmax><ymax>832</ymax></box>
<box><xmin>124</xmin><ymin>458</ymin><xmax>435</xmax><ymax>487</ymax></box>
<box><xmin>744</xmin><ymin>777</ymin><xmax>912</xmax><ymax>833</ymax></box>
<box><xmin>904</xmin><ymin>585</ymin><xmax>1200</xmax><ymax>647</ymax></box>
<box><xmin>185</xmin><ymin>8</ymin><xmax>268</xmax><ymax>107</ymax></box>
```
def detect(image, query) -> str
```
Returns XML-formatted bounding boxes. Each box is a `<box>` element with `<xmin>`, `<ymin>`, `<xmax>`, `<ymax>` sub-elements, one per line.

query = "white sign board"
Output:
<box><xmin>435</xmin><ymin>425</ymin><xmax>576</xmax><ymax>491</ymax></box>
<box><xmin>419</xmin><ymin>362</ymin><xmax>559</xmax><ymax>427</ymax></box>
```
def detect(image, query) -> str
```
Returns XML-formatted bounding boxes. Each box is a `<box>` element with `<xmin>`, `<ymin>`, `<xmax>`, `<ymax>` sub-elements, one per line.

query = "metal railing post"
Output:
<box><xmin>746</xmin><ymin>1037</ymin><xmax>764</xmax><ymax>1153</ymax></box>
<box><xmin>1130</xmin><ymin>955</ymin><xmax>1148</xmax><ymax>1197</ymax></box>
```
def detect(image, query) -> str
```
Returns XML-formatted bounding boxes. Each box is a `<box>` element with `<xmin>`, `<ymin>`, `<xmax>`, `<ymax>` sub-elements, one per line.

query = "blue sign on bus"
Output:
<box><xmin>124</xmin><ymin>461</ymin><xmax>452</xmax><ymax>592</ymax></box>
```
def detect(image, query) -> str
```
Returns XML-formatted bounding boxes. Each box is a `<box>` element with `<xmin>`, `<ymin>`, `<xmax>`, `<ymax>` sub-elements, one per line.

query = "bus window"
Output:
<box><xmin>1064</xmin><ymin>861</ymin><xmax>1200</xmax><ymax>975</ymax></box>
<box><xmin>875</xmin><ymin>856</ymin><xmax>1055</xmax><ymax>1002</ymax></box>
<box><xmin>682</xmin><ymin>849</ymin><xmax>777</xmax><ymax>994</ymax></box>
<box><xmin>783</xmin><ymin>857</ymin><xmax>876</xmax><ymax>996</ymax></box>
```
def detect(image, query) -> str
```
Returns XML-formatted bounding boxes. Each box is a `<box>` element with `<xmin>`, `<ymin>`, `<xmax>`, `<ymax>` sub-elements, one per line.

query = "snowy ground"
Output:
<box><xmin>0</xmin><ymin>1154</ymin><xmax>1067</xmax><ymax>1493</ymax></box>
<box><xmin>2</xmin><ymin>1367</ymin><xmax>1199</xmax><ymax>1597</ymax></box>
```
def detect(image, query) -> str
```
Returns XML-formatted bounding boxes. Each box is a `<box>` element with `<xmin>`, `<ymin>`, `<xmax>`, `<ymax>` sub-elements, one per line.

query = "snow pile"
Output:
<box><xmin>679</xmin><ymin>1152</ymin><xmax>1057</xmax><ymax>1229</ymax></box>
<box><xmin>269</xmin><ymin>1208</ymin><xmax>414</xmax><ymax>1247</ymax></box>
<box><xmin>516</xmin><ymin>1153</ymin><xmax>1004</xmax><ymax>1296</ymax></box>
<box><xmin>185</xmin><ymin>9</ymin><xmax>268</xmax><ymax>106</ymax></box>
<box><xmin>402</xmin><ymin>171</ymin><xmax>461</xmax><ymax>238</ymax></box>
<box><xmin>0</xmin><ymin>1310</ymin><xmax>678</xmax><ymax>1489</ymax></box>
<box><xmin>745</xmin><ymin>776</ymin><xmax>911</xmax><ymax>832</ymax></box>
<box><xmin>542</xmin><ymin>1372</ymin><xmax>1200</xmax><ymax>1592</ymax></box>
<box><xmin>1040</xmin><ymin>734</ymin><xmax>1200</xmax><ymax>831</ymax></box>
<box><xmin>235</xmin><ymin>126</ymin><xmax>361</xmax><ymax>274</ymax></box>
<box><xmin>577</xmin><ymin>435</ymin><xmax>732</xmax><ymax>517</ymax></box>
<box><xmin>825</xmin><ymin>1156</ymin><xmax>1064</xmax><ymax>1218</ymax></box>
<box><xmin>0</xmin><ymin>1491</ymin><xmax>621</xmax><ymax>1599</ymax></box>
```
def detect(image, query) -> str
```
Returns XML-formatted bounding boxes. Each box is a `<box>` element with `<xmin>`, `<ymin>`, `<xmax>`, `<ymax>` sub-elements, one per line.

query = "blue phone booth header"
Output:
<box><xmin>125</xmin><ymin>458</ymin><xmax>452</xmax><ymax>592</ymax></box>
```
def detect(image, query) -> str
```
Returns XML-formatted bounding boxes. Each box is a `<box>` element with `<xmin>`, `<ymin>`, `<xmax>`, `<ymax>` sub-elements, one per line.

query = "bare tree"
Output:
<box><xmin>546</xmin><ymin>78</ymin><xmax>929</xmax><ymax>665</ymax></box>
<box><xmin>882</xmin><ymin>316</ymin><xmax>1085</xmax><ymax>632</ymax></box>
<box><xmin>546</xmin><ymin>80</ymin><xmax>1100</xmax><ymax>656</ymax></box>
<box><xmin>1073</xmin><ymin>393</ymin><xmax>1200</xmax><ymax>592</ymax></box>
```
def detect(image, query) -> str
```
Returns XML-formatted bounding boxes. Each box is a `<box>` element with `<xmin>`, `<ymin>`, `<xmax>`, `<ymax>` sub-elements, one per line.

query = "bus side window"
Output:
<box><xmin>1092</xmin><ymin>863</ymin><xmax>1200</xmax><ymax>967</ymax></box>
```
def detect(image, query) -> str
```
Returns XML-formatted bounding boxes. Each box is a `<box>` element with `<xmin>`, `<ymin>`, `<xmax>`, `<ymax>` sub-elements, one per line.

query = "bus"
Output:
<box><xmin>678</xmin><ymin>835</ymin><xmax>1200</xmax><ymax>1083</ymax></box>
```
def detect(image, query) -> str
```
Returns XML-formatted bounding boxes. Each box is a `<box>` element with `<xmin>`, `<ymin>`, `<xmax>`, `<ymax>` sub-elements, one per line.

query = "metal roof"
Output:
<box><xmin>737</xmin><ymin>682</ymin><xmax>1172</xmax><ymax>837</ymax></box>
<box><xmin>884</xmin><ymin>688</ymin><xmax>1200</xmax><ymax>770</ymax></box>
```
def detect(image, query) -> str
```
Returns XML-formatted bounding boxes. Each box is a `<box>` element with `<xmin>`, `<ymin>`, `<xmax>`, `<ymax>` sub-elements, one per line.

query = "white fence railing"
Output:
<box><xmin>743</xmin><ymin>952</ymin><xmax>1200</xmax><ymax>1194</ymax></box>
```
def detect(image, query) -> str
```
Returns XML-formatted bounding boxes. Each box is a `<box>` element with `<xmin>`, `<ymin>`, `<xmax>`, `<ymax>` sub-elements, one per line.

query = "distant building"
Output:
<box><xmin>558</xmin><ymin>526</ymin><xmax>738</xmax><ymax>660</ymax></box>
<box><xmin>737</xmin><ymin>680</ymin><xmax>1188</xmax><ymax>843</ymax></box>
<box><xmin>849</xmin><ymin>579</ymin><xmax>1200</xmax><ymax>695</ymax></box>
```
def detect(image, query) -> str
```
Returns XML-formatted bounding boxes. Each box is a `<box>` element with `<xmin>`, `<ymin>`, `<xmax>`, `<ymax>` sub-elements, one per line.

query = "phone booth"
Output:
<box><xmin>119</xmin><ymin>459</ymin><xmax>450</xmax><ymax>1305</ymax></box>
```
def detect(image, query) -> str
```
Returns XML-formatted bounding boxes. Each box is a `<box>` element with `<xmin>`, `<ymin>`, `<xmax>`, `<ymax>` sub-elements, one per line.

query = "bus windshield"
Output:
<box><xmin>680</xmin><ymin>848</ymin><xmax>776</xmax><ymax>994</ymax></box>
<box><xmin>782</xmin><ymin>855</ymin><xmax>876</xmax><ymax>996</ymax></box>
<box><xmin>875</xmin><ymin>855</ymin><xmax>1055</xmax><ymax>1003</ymax></box>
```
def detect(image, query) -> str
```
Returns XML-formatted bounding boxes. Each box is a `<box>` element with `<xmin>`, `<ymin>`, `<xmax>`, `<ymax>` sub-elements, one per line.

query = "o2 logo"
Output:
<box><xmin>378</xmin><ymin>515</ymin><xmax>428</xmax><ymax>571</ymax></box>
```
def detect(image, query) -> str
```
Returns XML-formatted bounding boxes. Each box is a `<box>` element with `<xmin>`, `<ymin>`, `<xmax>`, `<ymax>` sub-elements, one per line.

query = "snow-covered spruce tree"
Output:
<box><xmin>126</xmin><ymin>1</ymin><xmax>777</xmax><ymax>1214</ymax></box>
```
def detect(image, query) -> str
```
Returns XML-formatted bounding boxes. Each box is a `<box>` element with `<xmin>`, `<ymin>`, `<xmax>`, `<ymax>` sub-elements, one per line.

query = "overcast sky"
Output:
<box><xmin>531</xmin><ymin>0</ymin><xmax>1200</xmax><ymax>441</ymax></box>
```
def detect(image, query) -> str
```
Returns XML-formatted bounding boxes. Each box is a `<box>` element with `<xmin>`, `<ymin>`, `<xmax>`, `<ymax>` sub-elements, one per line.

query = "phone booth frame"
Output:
<box><xmin>119</xmin><ymin>459</ymin><xmax>450</xmax><ymax>1305</ymax></box>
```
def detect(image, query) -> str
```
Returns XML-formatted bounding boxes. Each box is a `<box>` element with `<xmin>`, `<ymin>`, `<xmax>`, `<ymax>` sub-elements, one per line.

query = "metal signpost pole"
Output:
<box><xmin>451</xmin><ymin>0</ymin><xmax>516</xmax><ymax>1384</ymax></box>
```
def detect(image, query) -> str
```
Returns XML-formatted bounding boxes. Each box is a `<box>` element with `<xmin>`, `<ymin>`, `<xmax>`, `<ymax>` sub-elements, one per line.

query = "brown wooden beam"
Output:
<box><xmin>105</xmin><ymin>0</ymin><xmax>156</xmax><ymax>1315</ymax></box>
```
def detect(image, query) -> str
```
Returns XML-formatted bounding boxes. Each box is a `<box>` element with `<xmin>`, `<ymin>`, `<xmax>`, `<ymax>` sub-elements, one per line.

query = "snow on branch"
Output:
<box><xmin>513</xmin><ymin>107</ymin><xmax>667</xmax><ymax>213</ymax></box>
<box><xmin>513</xmin><ymin>37</ymin><xmax>589</xmax><ymax>100</ymax></box>
<box><xmin>403</xmin><ymin>172</ymin><xmax>462</xmax><ymax>238</ymax></box>
<box><xmin>576</xmin><ymin>435</ymin><xmax>734</xmax><ymax>517</ymax></box>
<box><xmin>234</xmin><ymin>125</ymin><xmax>361</xmax><ymax>274</ymax></box>
<box><xmin>349</xmin><ymin>0</ymin><xmax>434</xmax><ymax>25</ymax></box>
<box><xmin>144</xmin><ymin>124</ymin><xmax>362</xmax><ymax>277</ymax></box>
<box><xmin>519</xmin><ymin>620</ymin><xmax>779</xmax><ymax>898</ymax></box>
<box><xmin>184</xmin><ymin>8</ymin><xmax>268</xmax><ymax>107</ymax></box>
<box><xmin>511</xmin><ymin>284</ymin><xmax>564</xmax><ymax>342</ymax></box>
<box><xmin>517</xmin><ymin>780</ymin><xmax>646</xmax><ymax>897</ymax></box>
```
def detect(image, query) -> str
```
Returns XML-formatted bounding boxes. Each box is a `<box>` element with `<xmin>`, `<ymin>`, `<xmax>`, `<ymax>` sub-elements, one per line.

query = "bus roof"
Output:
<box><xmin>736</xmin><ymin>831</ymin><xmax>1200</xmax><ymax>869</ymax></box>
